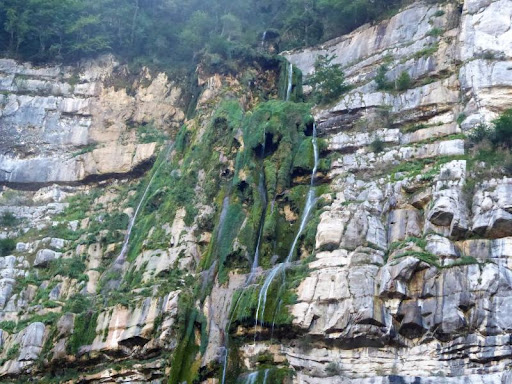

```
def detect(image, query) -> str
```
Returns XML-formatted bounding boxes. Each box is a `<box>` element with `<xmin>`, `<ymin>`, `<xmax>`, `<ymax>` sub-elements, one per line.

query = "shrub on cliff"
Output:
<box><xmin>0</xmin><ymin>238</ymin><xmax>15</xmax><ymax>256</ymax></box>
<box><xmin>469</xmin><ymin>109</ymin><xmax>512</xmax><ymax>148</ymax></box>
<box><xmin>396</xmin><ymin>71</ymin><xmax>412</xmax><ymax>91</ymax></box>
<box><xmin>375</xmin><ymin>65</ymin><xmax>393</xmax><ymax>90</ymax></box>
<box><xmin>308</xmin><ymin>54</ymin><xmax>350</xmax><ymax>105</ymax></box>
<box><xmin>468</xmin><ymin>109</ymin><xmax>512</xmax><ymax>175</ymax></box>
<box><xmin>493</xmin><ymin>109</ymin><xmax>512</xmax><ymax>147</ymax></box>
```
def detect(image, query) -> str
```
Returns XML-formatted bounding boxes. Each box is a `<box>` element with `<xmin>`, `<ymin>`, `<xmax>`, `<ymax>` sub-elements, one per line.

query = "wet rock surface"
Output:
<box><xmin>2</xmin><ymin>0</ymin><xmax>512</xmax><ymax>383</ymax></box>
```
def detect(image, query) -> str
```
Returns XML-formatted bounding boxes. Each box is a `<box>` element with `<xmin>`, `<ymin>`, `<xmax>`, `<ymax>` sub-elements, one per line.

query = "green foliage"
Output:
<box><xmin>48</xmin><ymin>257</ymin><xmax>88</xmax><ymax>281</ymax></box>
<box><xmin>469</xmin><ymin>123</ymin><xmax>493</xmax><ymax>144</ymax></box>
<box><xmin>14</xmin><ymin>312</ymin><xmax>60</xmax><ymax>333</ymax></box>
<box><xmin>72</xmin><ymin>144</ymin><xmax>97</xmax><ymax>157</ymax></box>
<box><xmin>63</xmin><ymin>294</ymin><xmax>91</xmax><ymax>314</ymax></box>
<box><xmin>59</xmin><ymin>189</ymin><xmax>100</xmax><ymax>222</ymax></box>
<box><xmin>396</xmin><ymin>71</ymin><xmax>412</xmax><ymax>91</ymax></box>
<box><xmin>308</xmin><ymin>54</ymin><xmax>349</xmax><ymax>104</ymax></box>
<box><xmin>467</xmin><ymin>110</ymin><xmax>512</xmax><ymax>175</ymax></box>
<box><xmin>426</xmin><ymin>28</ymin><xmax>444</xmax><ymax>37</ymax></box>
<box><xmin>325</xmin><ymin>362</ymin><xmax>343</xmax><ymax>376</ymax></box>
<box><xmin>493</xmin><ymin>109</ymin><xmax>512</xmax><ymax>147</ymax></box>
<box><xmin>375</xmin><ymin>65</ymin><xmax>392</xmax><ymax>90</ymax></box>
<box><xmin>0</xmin><ymin>238</ymin><xmax>15</xmax><ymax>256</ymax></box>
<box><xmin>0</xmin><ymin>320</ymin><xmax>16</xmax><ymax>333</ymax></box>
<box><xmin>412</xmin><ymin>43</ymin><xmax>439</xmax><ymax>59</ymax></box>
<box><xmin>135</xmin><ymin>122</ymin><xmax>166</xmax><ymax>143</ymax></box>
<box><xmin>0</xmin><ymin>0</ymin><xmax>406</xmax><ymax>72</ymax></box>
<box><xmin>375</xmin><ymin>67</ymin><xmax>412</xmax><ymax>92</ymax></box>
<box><xmin>68</xmin><ymin>312</ymin><xmax>98</xmax><ymax>354</ymax></box>
<box><xmin>370</xmin><ymin>138</ymin><xmax>385</xmax><ymax>153</ymax></box>
<box><xmin>6</xmin><ymin>344</ymin><xmax>19</xmax><ymax>360</ymax></box>
<box><xmin>456</xmin><ymin>113</ymin><xmax>467</xmax><ymax>126</ymax></box>
<box><xmin>230</xmin><ymin>263</ymin><xmax>308</xmax><ymax>327</ymax></box>
<box><xmin>0</xmin><ymin>211</ymin><xmax>18</xmax><ymax>227</ymax></box>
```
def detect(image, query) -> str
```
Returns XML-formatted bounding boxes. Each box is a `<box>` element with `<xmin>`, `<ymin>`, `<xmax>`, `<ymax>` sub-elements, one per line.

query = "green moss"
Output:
<box><xmin>0</xmin><ymin>321</ymin><xmax>16</xmax><ymax>333</ymax></box>
<box><xmin>71</xmin><ymin>143</ymin><xmax>97</xmax><ymax>157</ymax></box>
<box><xmin>293</xmin><ymin>137</ymin><xmax>314</xmax><ymax>173</ymax></box>
<box><xmin>235</xmin><ymin>367</ymin><xmax>293</xmax><ymax>384</ymax></box>
<box><xmin>216</xmin><ymin>202</ymin><xmax>246</xmax><ymax>283</ymax></box>
<box><xmin>63</xmin><ymin>294</ymin><xmax>92</xmax><ymax>314</ymax></box>
<box><xmin>394</xmin><ymin>251</ymin><xmax>439</xmax><ymax>266</ymax></box>
<box><xmin>135</xmin><ymin>121</ymin><xmax>166</xmax><ymax>143</ymax></box>
<box><xmin>230</xmin><ymin>263</ymin><xmax>308</xmax><ymax>327</ymax></box>
<box><xmin>412</xmin><ymin>43</ymin><xmax>439</xmax><ymax>59</ymax></box>
<box><xmin>6</xmin><ymin>344</ymin><xmax>19</xmax><ymax>360</ymax></box>
<box><xmin>169</xmin><ymin>296</ymin><xmax>201</xmax><ymax>384</ymax></box>
<box><xmin>68</xmin><ymin>312</ymin><xmax>98</xmax><ymax>354</ymax></box>
<box><xmin>426</xmin><ymin>28</ymin><xmax>444</xmax><ymax>37</ymax></box>
<box><xmin>14</xmin><ymin>312</ymin><xmax>60</xmax><ymax>333</ymax></box>
<box><xmin>278</xmin><ymin>59</ymin><xmax>303</xmax><ymax>102</ymax></box>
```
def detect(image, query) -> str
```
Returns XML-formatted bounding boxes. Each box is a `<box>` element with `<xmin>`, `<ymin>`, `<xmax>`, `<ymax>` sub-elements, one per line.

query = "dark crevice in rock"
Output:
<box><xmin>0</xmin><ymin>156</ymin><xmax>156</xmax><ymax>191</ymax></box>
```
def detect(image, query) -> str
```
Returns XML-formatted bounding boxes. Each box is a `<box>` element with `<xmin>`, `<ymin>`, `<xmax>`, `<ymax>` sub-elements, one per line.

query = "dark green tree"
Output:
<box><xmin>308</xmin><ymin>54</ymin><xmax>349</xmax><ymax>104</ymax></box>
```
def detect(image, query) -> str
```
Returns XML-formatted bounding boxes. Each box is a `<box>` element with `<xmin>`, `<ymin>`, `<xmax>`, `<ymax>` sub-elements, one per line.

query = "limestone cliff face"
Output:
<box><xmin>1</xmin><ymin>1</ymin><xmax>512</xmax><ymax>383</ymax></box>
<box><xmin>0</xmin><ymin>55</ymin><xmax>185</xmax><ymax>185</ymax></box>
<box><xmin>276</xmin><ymin>0</ymin><xmax>512</xmax><ymax>382</ymax></box>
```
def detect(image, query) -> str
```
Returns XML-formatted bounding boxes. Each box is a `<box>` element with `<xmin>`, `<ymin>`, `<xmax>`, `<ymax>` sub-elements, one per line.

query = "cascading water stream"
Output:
<box><xmin>217</xmin><ymin>195</ymin><xmax>231</xmax><ymax>242</ymax></box>
<box><xmin>239</xmin><ymin>369</ymin><xmax>270</xmax><ymax>384</ymax></box>
<box><xmin>248</xmin><ymin>129</ymin><xmax>268</xmax><ymax>283</ymax></box>
<box><xmin>285</xmin><ymin>62</ymin><xmax>293</xmax><ymax>101</ymax></box>
<box><xmin>221</xmin><ymin>131</ymin><xmax>268</xmax><ymax>384</ymax></box>
<box><xmin>261</xmin><ymin>30</ymin><xmax>267</xmax><ymax>48</ymax></box>
<box><xmin>254</xmin><ymin>123</ymin><xmax>318</xmax><ymax>336</ymax></box>
<box><xmin>114</xmin><ymin>142</ymin><xmax>174</xmax><ymax>267</ymax></box>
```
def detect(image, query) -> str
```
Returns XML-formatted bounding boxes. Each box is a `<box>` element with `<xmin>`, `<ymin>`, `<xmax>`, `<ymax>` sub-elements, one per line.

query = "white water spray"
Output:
<box><xmin>285</xmin><ymin>62</ymin><xmax>293</xmax><ymax>101</ymax></box>
<box><xmin>261</xmin><ymin>30</ymin><xmax>267</xmax><ymax>48</ymax></box>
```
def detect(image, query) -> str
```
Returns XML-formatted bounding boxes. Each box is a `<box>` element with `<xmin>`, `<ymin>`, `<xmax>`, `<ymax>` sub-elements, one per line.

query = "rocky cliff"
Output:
<box><xmin>0</xmin><ymin>55</ymin><xmax>184</xmax><ymax>185</ymax></box>
<box><xmin>1</xmin><ymin>0</ymin><xmax>512</xmax><ymax>383</ymax></box>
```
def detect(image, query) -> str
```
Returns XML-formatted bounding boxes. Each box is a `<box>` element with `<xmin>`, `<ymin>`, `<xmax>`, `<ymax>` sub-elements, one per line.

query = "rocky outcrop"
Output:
<box><xmin>0</xmin><ymin>56</ymin><xmax>185</xmax><ymax>185</ymax></box>
<box><xmin>264</xmin><ymin>0</ymin><xmax>512</xmax><ymax>382</ymax></box>
<box><xmin>2</xmin><ymin>0</ymin><xmax>512</xmax><ymax>383</ymax></box>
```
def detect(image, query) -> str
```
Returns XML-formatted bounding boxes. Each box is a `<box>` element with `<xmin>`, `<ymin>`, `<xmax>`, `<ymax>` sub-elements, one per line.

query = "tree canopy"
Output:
<box><xmin>0</xmin><ymin>0</ymin><xmax>408</xmax><ymax>71</ymax></box>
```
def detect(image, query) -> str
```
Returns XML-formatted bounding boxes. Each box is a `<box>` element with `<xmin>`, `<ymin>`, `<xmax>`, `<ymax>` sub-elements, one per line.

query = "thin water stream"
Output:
<box><xmin>254</xmin><ymin>123</ymin><xmax>318</xmax><ymax>336</ymax></box>
<box><xmin>221</xmin><ymin>64</ymin><xmax>316</xmax><ymax>383</ymax></box>
<box><xmin>285</xmin><ymin>62</ymin><xmax>293</xmax><ymax>101</ymax></box>
<box><xmin>114</xmin><ymin>142</ymin><xmax>174</xmax><ymax>267</ymax></box>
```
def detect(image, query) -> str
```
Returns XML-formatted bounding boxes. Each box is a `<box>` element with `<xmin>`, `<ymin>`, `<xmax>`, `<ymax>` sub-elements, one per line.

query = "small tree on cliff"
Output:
<box><xmin>308</xmin><ymin>54</ymin><xmax>350</xmax><ymax>105</ymax></box>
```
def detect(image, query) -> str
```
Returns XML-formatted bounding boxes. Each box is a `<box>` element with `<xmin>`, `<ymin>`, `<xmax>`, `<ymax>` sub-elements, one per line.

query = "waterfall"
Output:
<box><xmin>115</xmin><ymin>142</ymin><xmax>174</xmax><ymax>266</ymax></box>
<box><xmin>263</xmin><ymin>369</ymin><xmax>270</xmax><ymax>384</ymax></box>
<box><xmin>239</xmin><ymin>369</ymin><xmax>270</xmax><ymax>384</ymax></box>
<box><xmin>221</xmin><ymin>131</ymin><xmax>268</xmax><ymax>383</ymax></box>
<box><xmin>261</xmin><ymin>30</ymin><xmax>267</xmax><ymax>48</ymax></box>
<box><xmin>285</xmin><ymin>62</ymin><xmax>293</xmax><ymax>101</ymax></box>
<box><xmin>248</xmin><ymin>129</ymin><xmax>268</xmax><ymax>283</ymax></box>
<box><xmin>217</xmin><ymin>195</ymin><xmax>231</xmax><ymax>242</ymax></box>
<box><xmin>254</xmin><ymin>123</ymin><xmax>319</xmax><ymax>336</ymax></box>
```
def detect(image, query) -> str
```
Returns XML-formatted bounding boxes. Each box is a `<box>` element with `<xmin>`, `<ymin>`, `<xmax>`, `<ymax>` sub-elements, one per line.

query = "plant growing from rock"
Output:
<box><xmin>375</xmin><ymin>64</ymin><xmax>393</xmax><ymax>90</ymax></box>
<box><xmin>0</xmin><ymin>238</ymin><xmax>15</xmax><ymax>256</ymax></box>
<box><xmin>325</xmin><ymin>361</ymin><xmax>343</xmax><ymax>376</ymax></box>
<box><xmin>0</xmin><ymin>211</ymin><xmax>17</xmax><ymax>227</ymax></box>
<box><xmin>396</xmin><ymin>71</ymin><xmax>412</xmax><ymax>91</ymax></box>
<box><xmin>371</xmin><ymin>138</ymin><xmax>385</xmax><ymax>153</ymax></box>
<box><xmin>308</xmin><ymin>54</ymin><xmax>350</xmax><ymax>105</ymax></box>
